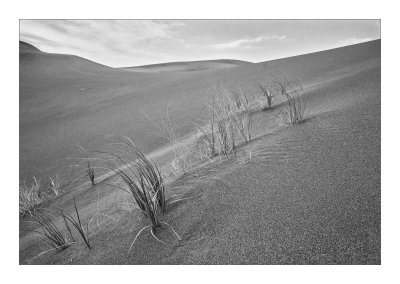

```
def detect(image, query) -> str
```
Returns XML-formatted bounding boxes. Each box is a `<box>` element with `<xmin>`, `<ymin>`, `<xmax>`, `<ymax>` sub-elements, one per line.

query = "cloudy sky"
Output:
<box><xmin>19</xmin><ymin>20</ymin><xmax>380</xmax><ymax>68</ymax></box>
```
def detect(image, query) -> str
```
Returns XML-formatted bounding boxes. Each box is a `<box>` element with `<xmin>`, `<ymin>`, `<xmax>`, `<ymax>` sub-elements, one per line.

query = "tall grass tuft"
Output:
<box><xmin>97</xmin><ymin>136</ymin><xmax>181</xmax><ymax>251</ymax></box>
<box><xmin>86</xmin><ymin>158</ymin><xmax>95</xmax><ymax>186</ymax></box>
<box><xmin>272</xmin><ymin>76</ymin><xmax>307</xmax><ymax>125</ymax></box>
<box><xmin>197</xmin><ymin>85</ymin><xmax>253</xmax><ymax>157</ymax></box>
<box><xmin>19</xmin><ymin>177</ymin><xmax>42</xmax><ymax>217</ymax></box>
<box><xmin>30</xmin><ymin>211</ymin><xmax>70</xmax><ymax>252</ymax></box>
<box><xmin>257</xmin><ymin>83</ymin><xmax>274</xmax><ymax>110</ymax></box>
<box><xmin>61</xmin><ymin>196</ymin><xmax>91</xmax><ymax>249</ymax></box>
<box><xmin>98</xmin><ymin>137</ymin><xmax>165</xmax><ymax>212</ymax></box>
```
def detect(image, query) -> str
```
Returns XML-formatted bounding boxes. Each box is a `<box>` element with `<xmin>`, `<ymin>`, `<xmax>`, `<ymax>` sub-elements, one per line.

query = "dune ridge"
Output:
<box><xmin>19</xmin><ymin>40</ymin><xmax>380</xmax><ymax>184</ymax></box>
<box><xmin>121</xmin><ymin>59</ymin><xmax>252</xmax><ymax>73</ymax></box>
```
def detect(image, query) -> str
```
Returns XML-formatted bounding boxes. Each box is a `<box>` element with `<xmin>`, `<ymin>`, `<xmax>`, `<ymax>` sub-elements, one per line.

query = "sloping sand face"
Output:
<box><xmin>19</xmin><ymin>40</ymin><xmax>380</xmax><ymax>186</ymax></box>
<box><xmin>19</xmin><ymin>40</ymin><xmax>380</xmax><ymax>264</ymax></box>
<box><xmin>154</xmin><ymin>66</ymin><xmax>380</xmax><ymax>265</ymax></box>
<box><xmin>98</xmin><ymin>65</ymin><xmax>381</xmax><ymax>265</ymax></box>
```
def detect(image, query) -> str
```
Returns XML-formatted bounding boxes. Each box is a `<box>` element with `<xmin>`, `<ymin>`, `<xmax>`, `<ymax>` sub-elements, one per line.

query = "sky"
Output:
<box><xmin>19</xmin><ymin>20</ymin><xmax>380</xmax><ymax>68</ymax></box>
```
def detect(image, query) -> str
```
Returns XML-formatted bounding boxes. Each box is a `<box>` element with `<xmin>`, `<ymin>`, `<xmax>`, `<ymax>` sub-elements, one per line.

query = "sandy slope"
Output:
<box><xmin>19</xmin><ymin>40</ymin><xmax>380</xmax><ymax>185</ymax></box>
<box><xmin>121</xmin><ymin>59</ymin><xmax>251</xmax><ymax>73</ymax></box>
<box><xmin>19</xmin><ymin>40</ymin><xmax>380</xmax><ymax>264</ymax></box>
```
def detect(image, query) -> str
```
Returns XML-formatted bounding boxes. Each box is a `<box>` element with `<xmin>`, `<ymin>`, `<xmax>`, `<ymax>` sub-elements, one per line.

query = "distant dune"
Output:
<box><xmin>19</xmin><ymin>40</ymin><xmax>380</xmax><ymax>183</ymax></box>
<box><xmin>121</xmin><ymin>59</ymin><xmax>252</xmax><ymax>73</ymax></box>
<box><xmin>19</xmin><ymin>41</ymin><xmax>41</xmax><ymax>53</ymax></box>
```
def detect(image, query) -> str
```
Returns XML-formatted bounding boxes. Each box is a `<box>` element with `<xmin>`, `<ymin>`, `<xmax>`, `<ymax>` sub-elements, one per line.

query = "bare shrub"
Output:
<box><xmin>272</xmin><ymin>76</ymin><xmax>307</xmax><ymax>125</ymax></box>
<box><xmin>142</xmin><ymin>103</ymin><xmax>197</xmax><ymax>178</ymax></box>
<box><xmin>197</xmin><ymin>85</ymin><xmax>253</xmax><ymax>157</ymax></box>
<box><xmin>257</xmin><ymin>83</ymin><xmax>275</xmax><ymax>110</ymax></box>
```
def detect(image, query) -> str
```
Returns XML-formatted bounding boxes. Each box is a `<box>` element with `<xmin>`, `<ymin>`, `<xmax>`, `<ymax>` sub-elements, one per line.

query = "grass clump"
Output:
<box><xmin>28</xmin><ymin>197</ymin><xmax>90</xmax><ymax>254</ymax></box>
<box><xmin>98</xmin><ymin>136</ymin><xmax>181</xmax><ymax>250</ymax></box>
<box><xmin>19</xmin><ymin>177</ymin><xmax>42</xmax><ymax>217</ymax></box>
<box><xmin>29</xmin><ymin>211</ymin><xmax>71</xmax><ymax>252</ymax></box>
<box><xmin>61</xmin><ymin>196</ymin><xmax>91</xmax><ymax>249</ymax></box>
<box><xmin>257</xmin><ymin>83</ymin><xmax>274</xmax><ymax>110</ymax></box>
<box><xmin>197</xmin><ymin>85</ymin><xmax>253</xmax><ymax>157</ymax></box>
<box><xmin>272</xmin><ymin>76</ymin><xmax>307</xmax><ymax>125</ymax></box>
<box><xmin>86</xmin><ymin>159</ymin><xmax>96</xmax><ymax>186</ymax></box>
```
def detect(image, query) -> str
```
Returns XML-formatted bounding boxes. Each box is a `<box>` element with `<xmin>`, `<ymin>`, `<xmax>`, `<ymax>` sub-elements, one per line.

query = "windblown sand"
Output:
<box><xmin>19</xmin><ymin>40</ymin><xmax>380</xmax><ymax>264</ymax></box>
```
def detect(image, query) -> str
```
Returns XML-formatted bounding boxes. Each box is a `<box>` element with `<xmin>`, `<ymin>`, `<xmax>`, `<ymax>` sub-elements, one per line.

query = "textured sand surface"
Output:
<box><xmin>19</xmin><ymin>40</ymin><xmax>380</xmax><ymax>264</ymax></box>
<box><xmin>19</xmin><ymin>40</ymin><xmax>380</xmax><ymax>183</ymax></box>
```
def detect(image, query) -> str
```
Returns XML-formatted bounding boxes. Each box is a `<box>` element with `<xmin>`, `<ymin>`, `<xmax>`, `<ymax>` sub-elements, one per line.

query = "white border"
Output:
<box><xmin>2</xmin><ymin>0</ymin><xmax>398</xmax><ymax>283</ymax></box>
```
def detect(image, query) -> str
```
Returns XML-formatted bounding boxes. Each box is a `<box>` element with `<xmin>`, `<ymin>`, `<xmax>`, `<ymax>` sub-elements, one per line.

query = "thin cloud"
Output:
<box><xmin>337</xmin><ymin>37</ymin><xmax>376</xmax><ymax>47</ymax></box>
<box><xmin>19</xmin><ymin>20</ymin><xmax>185</xmax><ymax>67</ymax></box>
<box><xmin>211</xmin><ymin>35</ymin><xmax>287</xmax><ymax>49</ymax></box>
<box><xmin>19</xmin><ymin>20</ymin><xmax>380</xmax><ymax>67</ymax></box>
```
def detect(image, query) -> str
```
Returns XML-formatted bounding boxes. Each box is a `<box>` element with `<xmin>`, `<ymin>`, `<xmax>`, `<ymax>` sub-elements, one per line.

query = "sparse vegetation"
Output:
<box><xmin>28</xmin><ymin>197</ymin><xmax>90</xmax><ymax>253</ymax></box>
<box><xmin>20</xmin><ymin>72</ymin><xmax>308</xmax><ymax>261</ymax></box>
<box><xmin>19</xmin><ymin>177</ymin><xmax>42</xmax><ymax>217</ymax></box>
<box><xmin>272</xmin><ymin>76</ymin><xmax>307</xmax><ymax>125</ymax></box>
<box><xmin>257</xmin><ymin>83</ymin><xmax>274</xmax><ymax>110</ymax></box>
<box><xmin>86</xmin><ymin>159</ymin><xmax>96</xmax><ymax>186</ymax></box>
<box><xmin>30</xmin><ymin>211</ymin><xmax>71</xmax><ymax>252</ymax></box>
<box><xmin>96</xmin><ymin>136</ymin><xmax>182</xmax><ymax>251</ymax></box>
<box><xmin>148</xmin><ymin>104</ymin><xmax>197</xmax><ymax>178</ymax></box>
<box><xmin>72</xmin><ymin>145</ymin><xmax>97</xmax><ymax>187</ymax></box>
<box><xmin>48</xmin><ymin>173</ymin><xmax>62</xmax><ymax>197</ymax></box>
<box><xmin>99</xmin><ymin>136</ymin><xmax>166</xmax><ymax>213</ymax></box>
<box><xmin>197</xmin><ymin>85</ymin><xmax>253</xmax><ymax>157</ymax></box>
<box><xmin>61</xmin><ymin>197</ymin><xmax>91</xmax><ymax>249</ymax></box>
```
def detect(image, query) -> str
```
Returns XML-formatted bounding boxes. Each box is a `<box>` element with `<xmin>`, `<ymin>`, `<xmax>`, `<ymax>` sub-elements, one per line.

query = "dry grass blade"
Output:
<box><xmin>98</xmin><ymin>137</ymin><xmax>164</xmax><ymax>227</ymax></box>
<box><xmin>48</xmin><ymin>173</ymin><xmax>63</xmax><ymax>197</ymax></box>
<box><xmin>272</xmin><ymin>75</ymin><xmax>307</xmax><ymax>125</ymax></box>
<box><xmin>200</xmin><ymin>85</ymin><xmax>253</xmax><ymax>157</ymax></box>
<box><xmin>19</xmin><ymin>177</ymin><xmax>42</xmax><ymax>217</ymax></box>
<box><xmin>61</xmin><ymin>196</ymin><xmax>91</xmax><ymax>249</ymax></box>
<box><xmin>30</xmin><ymin>211</ymin><xmax>70</xmax><ymax>252</ymax></box>
<box><xmin>128</xmin><ymin>225</ymin><xmax>150</xmax><ymax>253</ymax></box>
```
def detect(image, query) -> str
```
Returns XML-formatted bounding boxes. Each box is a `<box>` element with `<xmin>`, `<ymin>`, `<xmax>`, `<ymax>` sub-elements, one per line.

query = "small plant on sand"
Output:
<box><xmin>19</xmin><ymin>177</ymin><xmax>42</xmax><ymax>217</ymax></box>
<box><xmin>230</xmin><ymin>88</ymin><xmax>253</xmax><ymax>143</ymax></box>
<box><xmin>257</xmin><ymin>83</ymin><xmax>274</xmax><ymax>110</ymax></box>
<box><xmin>272</xmin><ymin>76</ymin><xmax>307</xmax><ymax>125</ymax></box>
<box><xmin>197</xmin><ymin>85</ymin><xmax>253</xmax><ymax>157</ymax></box>
<box><xmin>150</xmin><ymin>103</ymin><xmax>196</xmax><ymax>177</ymax></box>
<box><xmin>61</xmin><ymin>197</ymin><xmax>91</xmax><ymax>249</ymax></box>
<box><xmin>30</xmin><ymin>211</ymin><xmax>71</xmax><ymax>252</ymax></box>
<box><xmin>70</xmin><ymin>145</ymin><xmax>98</xmax><ymax>187</ymax></box>
<box><xmin>98</xmin><ymin>136</ymin><xmax>182</xmax><ymax>250</ymax></box>
<box><xmin>86</xmin><ymin>158</ymin><xmax>95</xmax><ymax>186</ymax></box>
<box><xmin>48</xmin><ymin>173</ymin><xmax>62</xmax><ymax>197</ymax></box>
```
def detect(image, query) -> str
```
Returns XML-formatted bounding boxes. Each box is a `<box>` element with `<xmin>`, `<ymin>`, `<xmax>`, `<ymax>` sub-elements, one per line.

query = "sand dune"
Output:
<box><xmin>19</xmin><ymin>40</ymin><xmax>380</xmax><ymax>184</ymax></box>
<box><xmin>19</xmin><ymin>39</ymin><xmax>380</xmax><ymax>264</ymax></box>
<box><xmin>121</xmin><ymin>59</ymin><xmax>252</xmax><ymax>73</ymax></box>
